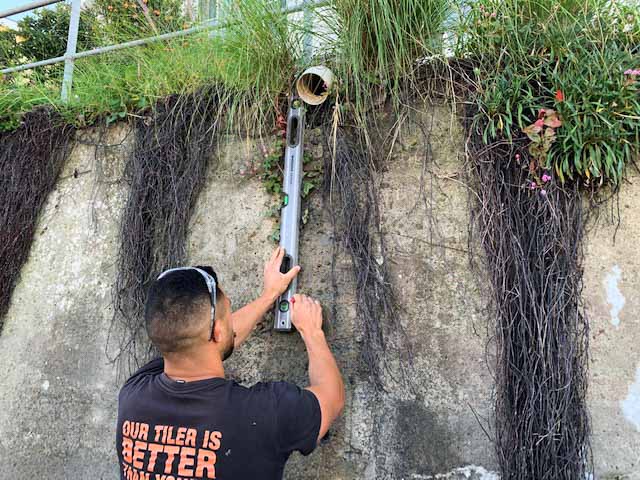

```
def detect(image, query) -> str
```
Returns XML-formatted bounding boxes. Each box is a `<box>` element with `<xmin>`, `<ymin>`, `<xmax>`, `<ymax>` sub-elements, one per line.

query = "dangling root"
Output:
<box><xmin>324</xmin><ymin>124</ymin><xmax>405</xmax><ymax>390</ymax></box>
<box><xmin>0</xmin><ymin>108</ymin><xmax>75</xmax><ymax>331</ymax></box>
<box><xmin>465</xmin><ymin>111</ymin><xmax>592</xmax><ymax>479</ymax></box>
<box><xmin>108</xmin><ymin>87</ymin><xmax>222</xmax><ymax>377</ymax></box>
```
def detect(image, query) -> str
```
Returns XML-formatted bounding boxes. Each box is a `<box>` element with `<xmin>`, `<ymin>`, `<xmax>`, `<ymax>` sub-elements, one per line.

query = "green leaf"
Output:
<box><xmin>302</xmin><ymin>181</ymin><xmax>315</xmax><ymax>198</ymax></box>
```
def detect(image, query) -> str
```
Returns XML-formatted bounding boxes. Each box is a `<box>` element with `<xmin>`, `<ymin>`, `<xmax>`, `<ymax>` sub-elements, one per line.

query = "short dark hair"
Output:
<box><xmin>144</xmin><ymin>266</ymin><xmax>222</xmax><ymax>354</ymax></box>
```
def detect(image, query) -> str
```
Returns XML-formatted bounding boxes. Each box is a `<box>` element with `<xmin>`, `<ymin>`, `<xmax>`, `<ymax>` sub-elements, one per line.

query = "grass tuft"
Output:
<box><xmin>328</xmin><ymin>0</ymin><xmax>452</xmax><ymax>112</ymax></box>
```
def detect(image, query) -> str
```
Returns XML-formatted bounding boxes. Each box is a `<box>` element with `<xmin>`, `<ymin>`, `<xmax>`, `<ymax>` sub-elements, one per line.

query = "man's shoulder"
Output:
<box><xmin>128</xmin><ymin>357</ymin><xmax>164</xmax><ymax>379</ymax></box>
<box><xmin>245</xmin><ymin>380</ymin><xmax>303</xmax><ymax>396</ymax></box>
<box><xmin>243</xmin><ymin>380</ymin><xmax>316</xmax><ymax>409</ymax></box>
<box><xmin>119</xmin><ymin>358</ymin><xmax>164</xmax><ymax>392</ymax></box>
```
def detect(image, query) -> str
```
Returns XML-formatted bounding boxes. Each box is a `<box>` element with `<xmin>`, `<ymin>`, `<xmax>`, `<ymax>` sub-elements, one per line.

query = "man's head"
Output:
<box><xmin>144</xmin><ymin>266</ymin><xmax>235</xmax><ymax>361</ymax></box>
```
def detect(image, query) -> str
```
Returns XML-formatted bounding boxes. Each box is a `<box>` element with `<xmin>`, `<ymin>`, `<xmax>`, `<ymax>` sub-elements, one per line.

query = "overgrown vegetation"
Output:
<box><xmin>12</xmin><ymin>4</ymin><xmax>100</xmax><ymax>67</ymax></box>
<box><xmin>2</xmin><ymin>0</ymin><xmax>638</xmax><ymax>185</ymax></box>
<box><xmin>91</xmin><ymin>0</ymin><xmax>186</xmax><ymax>42</ymax></box>
<box><xmin>458</xmin><ymin>0</ymin><xmax>640</xmax><ymax>184</ymax></box>
<box><xmin>323</xmin><ymin>125</ymin><xmax>402</xmax><ymax>389</ymax></box>
<box><xmin>0</xmin><ymin>0</ymin><xmax>300</xmax><ymax>133</ymax></box>
<box><xmin>465</xmin><ymin>114</ymin><xmax>591</xmax><ymax>480</ymax></box>
<box><xmin>1</xmin><ymin>0</ymin><xmax>185</xmax><ymax>68</ymax></box>
<box><xmin>1</xmin><ymin>1</ymin><xmax>639</xmax><ymax>477</ymax></box>
<box><xmin>0</xmin><ymin>109</ymin><xmax>74</xmax><ymax>331</ymax></box>
<box><xmin>453</xmin><ymin>1</ymin><xmax>636</xmax><ymax>477</ymax></box>
<box><xmin>328</xmin><ymin>0</ymin><xmax>452</xmax><ymax>113</ymax></box>
<box><xmin>0</xmin><ymin>28</ymin><xmax>20</xmax><ymax>66</ymax></box>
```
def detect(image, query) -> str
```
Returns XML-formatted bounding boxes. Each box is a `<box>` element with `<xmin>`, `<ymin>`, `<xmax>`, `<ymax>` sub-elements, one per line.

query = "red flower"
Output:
<box><xmin>555</xmin><ymin>89</ymin><xmax>564</xmax><ymax>102</ymax></box>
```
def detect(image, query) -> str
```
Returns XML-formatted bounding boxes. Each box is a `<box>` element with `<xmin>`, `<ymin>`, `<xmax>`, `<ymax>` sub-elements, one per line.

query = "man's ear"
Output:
<box><xmin>212</xmin><ymin>318</ymin><xmax>225</xmax><ymax>344</ymax></box>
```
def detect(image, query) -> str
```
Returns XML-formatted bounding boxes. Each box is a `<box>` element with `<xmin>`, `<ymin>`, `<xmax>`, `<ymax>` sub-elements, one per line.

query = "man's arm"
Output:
<box><xmin>291</xmin><ymin>294</ymin><xmax>345</xmax><ymax>442</ymax></box>
<box><xmin>232</xmin><ymin>247</ymin><xmax>300</xmax><ymax>348</ymax></box>
<box><xmin>231</xmin><ymin>294</ymin><xmax>274</xmax><ymax>347</ymax></box>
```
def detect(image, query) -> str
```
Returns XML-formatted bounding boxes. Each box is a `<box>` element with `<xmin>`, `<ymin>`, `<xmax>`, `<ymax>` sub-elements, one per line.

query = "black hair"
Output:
<box><xmin>144</xmin><ymin>266</ymin><xmax>222</xmax><ymax>354</ymax></box>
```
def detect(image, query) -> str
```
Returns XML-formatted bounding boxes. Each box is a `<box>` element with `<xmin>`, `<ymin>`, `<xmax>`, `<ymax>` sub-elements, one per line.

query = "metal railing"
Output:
<box><xmin>0</xmin><ymin>0</ymin><xmax>328</xmax><ymax>102</ymax></box>
<box><xmin>0</xmin><ymin>0</ymin><xmax>63</xmax><ymax>18</ymax></box>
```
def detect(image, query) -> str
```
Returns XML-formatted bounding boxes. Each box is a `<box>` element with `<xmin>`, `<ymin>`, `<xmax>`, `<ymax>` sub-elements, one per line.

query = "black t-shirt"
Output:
<box><xmin>116</xmin><ymin>358</ymin><xmax>321</xmax><ymax>480</ymax></box>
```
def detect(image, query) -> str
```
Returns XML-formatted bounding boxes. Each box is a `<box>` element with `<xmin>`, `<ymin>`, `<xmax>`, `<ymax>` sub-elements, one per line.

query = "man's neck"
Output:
<box><xmin>163</xmin><ymin>348</ymin><xmax>225</xmax><ymax>382</ymax></box>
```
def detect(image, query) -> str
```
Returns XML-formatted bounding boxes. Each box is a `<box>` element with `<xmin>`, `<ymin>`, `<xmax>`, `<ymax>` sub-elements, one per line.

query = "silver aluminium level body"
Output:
<box><xmin>274</xmin><ymin>99</ymin><xmax>306</xmax><ymax>331</ymax></box>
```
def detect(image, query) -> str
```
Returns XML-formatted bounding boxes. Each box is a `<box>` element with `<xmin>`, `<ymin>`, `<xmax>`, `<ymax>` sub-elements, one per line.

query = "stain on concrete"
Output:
<box><xmin>395</xmin><ymin>400</ymin><xmax>461</xmax><ymax>477</ymax></box>
<box><xmin>622</xmin><ymin>364</ymin><xmax>640</xmax><ymax>432</ymax></box>
<box><xmin>605</xmin><ymin>265</ymin><xmax>625</xmax><ymax>327</ymax></box>
<box><xmin>585</xmin><ymin>171</ymin><xmax>640</xmax><ymax>478</ymax></box>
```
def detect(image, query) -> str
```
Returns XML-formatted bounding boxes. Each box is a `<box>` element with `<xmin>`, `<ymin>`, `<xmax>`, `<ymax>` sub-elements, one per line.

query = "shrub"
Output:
<box><xmin>459</xmin><ymin>0</ymin><xmax>640</xmax><ymax>184</ymax></box>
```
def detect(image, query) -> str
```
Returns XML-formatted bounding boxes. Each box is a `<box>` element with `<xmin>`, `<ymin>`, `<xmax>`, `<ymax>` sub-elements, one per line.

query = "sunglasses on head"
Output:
<box><xmin>157</xmin><ymin>266</ymin><xmax>218</xmax><ymax>341</ymax></box>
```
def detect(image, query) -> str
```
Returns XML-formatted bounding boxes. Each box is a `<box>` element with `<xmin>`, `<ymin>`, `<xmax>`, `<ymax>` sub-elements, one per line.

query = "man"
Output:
<box><xmin>116</xmin><ymin>247</ymin><xmax>344</xmax><ymax>480</ymax></box>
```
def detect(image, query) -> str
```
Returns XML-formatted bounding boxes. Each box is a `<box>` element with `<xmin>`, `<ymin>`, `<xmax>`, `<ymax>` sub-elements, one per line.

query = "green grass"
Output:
<box><xmin>327</xmin><ymin>0</ymin><xmax>452</xmax><ymax>113</ymax></box>
<box><xmin>1</xmin><ymin>0</ymin><xmax>639</xmax><ymax>185</ymax></box>
<box><xmin>0</xmin><ymin>72</ymin><xmax>62</xmax><ymax>131</ymax></box>
<box><xmin>0</xmin><ymin>0</ymin><xmax>303</xmax><ymax>133</ymax></box>
<box><xmin>458</xmin><ymin>0</ymin><xmax>640</xmax><ymax>183</ymax></box>
<box><xmin>1</xmin><ymin>0</ymin><xmax>454</xmax><ymax>132</ymax></box>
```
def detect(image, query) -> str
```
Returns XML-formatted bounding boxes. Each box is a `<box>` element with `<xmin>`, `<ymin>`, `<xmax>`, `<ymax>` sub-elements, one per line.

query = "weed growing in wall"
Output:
<box><xmin>239</xmin><ymin>127</ymin><xmax>324</xmax><ymax>243</ymax></box>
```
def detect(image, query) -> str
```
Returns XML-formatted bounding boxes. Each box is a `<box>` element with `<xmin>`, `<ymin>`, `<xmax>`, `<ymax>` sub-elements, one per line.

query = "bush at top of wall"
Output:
<box><xmin>458</xmin><ymin>0</ymin><xmax>640</xmax><ymax>185</ymax></box>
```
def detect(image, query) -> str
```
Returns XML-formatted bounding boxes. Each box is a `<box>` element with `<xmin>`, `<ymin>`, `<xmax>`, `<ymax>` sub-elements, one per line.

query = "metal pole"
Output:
<box><xmin>302</xmin><ymin>0</ymin><xmax>313</xmax><ymax>61</ymax></box>
<box><xmin>61</xmin><ymin>0</ymin><xmax>81</xmax><ymax>102</ymax></box>
<box><xmin>0</xmin><ymin>0</ymin><xmax>63</xmax><ymax>19</ymax></box>
<box><xmin>1</xmin><ymin>0</ymin><xmax>330</xmax><ymax>76</ymax></box>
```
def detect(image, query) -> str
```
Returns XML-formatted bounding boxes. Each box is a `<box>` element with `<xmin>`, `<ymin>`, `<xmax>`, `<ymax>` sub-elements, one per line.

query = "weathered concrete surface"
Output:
<box><xmin>0</xmin><ymin>103</ymin><xmax>638</xmax><ymax>479</ymax></box>
<box><xmin>0</xmin><ymin>125</ymin><xmax>130</xmax><ymax>479</ymax></box>
<box><xmin>181</xmin><ymin>107</ymin><xmax>498</xmax><ymax>479</ymax></box>
<box><xmin>585</xmin><ymin>174</ymin><xmax>640</xmax><ymax>480</ymax></box>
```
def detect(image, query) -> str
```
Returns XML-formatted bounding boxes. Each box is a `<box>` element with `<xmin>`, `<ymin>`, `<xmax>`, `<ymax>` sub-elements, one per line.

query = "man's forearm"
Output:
<box><xmin>303</xmin><ymin>331</ymin><xmax>341</xmax><ymax>388</ymax></box>
<box><xmin>303</xmin><ymin>330</ymin><xmax>345</xmax><ymax>437</ymax></box>
<box><xmin>231</xmin><ymin>294</ymin><xmax>275</xmax><ymax>347</ymax></box>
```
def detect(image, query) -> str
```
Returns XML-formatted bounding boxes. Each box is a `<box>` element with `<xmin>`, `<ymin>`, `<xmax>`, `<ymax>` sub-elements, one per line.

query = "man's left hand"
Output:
<box><xmin>262</xmin><ymin>246</ymin><xmax>301</xmax><ymax>302</ymax></box>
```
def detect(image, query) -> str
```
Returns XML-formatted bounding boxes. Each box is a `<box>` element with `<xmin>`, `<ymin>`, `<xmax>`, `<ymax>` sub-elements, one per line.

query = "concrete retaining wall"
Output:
<box><xmin>0</xmin><ymin>103</ymin><xmax>638</xmax><ymax>479</ymax></box>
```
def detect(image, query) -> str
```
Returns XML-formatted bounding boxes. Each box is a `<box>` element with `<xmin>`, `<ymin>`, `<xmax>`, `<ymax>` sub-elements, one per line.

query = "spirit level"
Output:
<box><xmin>274</xmin><ymin>99</ymin><xmax>305</xmax><ymax>332</ymax></box>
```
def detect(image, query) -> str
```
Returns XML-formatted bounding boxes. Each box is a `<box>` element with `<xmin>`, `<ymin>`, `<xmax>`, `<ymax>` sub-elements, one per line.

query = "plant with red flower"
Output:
<box><xmin>522</xmin><ymin>109</ymin><xmax>562</xmax><ymax>179</ymax></box>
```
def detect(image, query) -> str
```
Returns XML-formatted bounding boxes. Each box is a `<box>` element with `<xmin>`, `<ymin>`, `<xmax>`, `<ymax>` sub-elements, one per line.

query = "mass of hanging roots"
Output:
<box><xmin>323</xmin><ymin>124</ymin><xmax>404</xmax><ymax>390</ymax></box>
<box><xmin>465</xmin><ymin>111</ymin><xmax>592</xmax><ymax>479</ymax></box>
<box><xmin>107</xmin><ymin>87</ymin><xmax>221</xmax><ymax>376</ymax></box>
<box><xmin>0</xmin><ymin>108</ymin><xmax>74</xmax><ymax>331</ymax></box>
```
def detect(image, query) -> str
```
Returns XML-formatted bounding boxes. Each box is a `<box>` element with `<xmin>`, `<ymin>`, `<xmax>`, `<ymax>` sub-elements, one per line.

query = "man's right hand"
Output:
<box><xmin>290</xmin><ymin>294</ymin><xmax>323</xmax><ymax>337</ymax></box>
<box><xmin>262</xmin><ymin>247</ymin><xmax>301</xmax><ymax>303</ymax></box>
